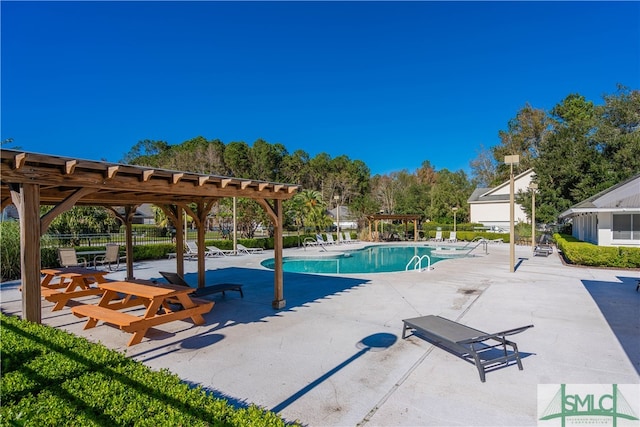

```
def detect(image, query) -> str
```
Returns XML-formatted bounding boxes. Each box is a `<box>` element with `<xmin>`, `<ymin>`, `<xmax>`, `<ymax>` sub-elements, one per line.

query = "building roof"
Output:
<box><xmin>467</xmin><ymin>169</ymin><xmax>534</xmax><ymax>204</ymax></box>
<box><xmin>559</xmin><ymin>174</ymin><xmax>640</xmax><ymax>218</ymax></box>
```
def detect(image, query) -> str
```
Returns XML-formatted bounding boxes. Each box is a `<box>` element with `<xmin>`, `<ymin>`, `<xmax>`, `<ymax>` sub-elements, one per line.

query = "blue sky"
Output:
<box><xmin>2</xmin><ymin>1</ymin><xmax>639</xmax><ymax>177</ymax></box>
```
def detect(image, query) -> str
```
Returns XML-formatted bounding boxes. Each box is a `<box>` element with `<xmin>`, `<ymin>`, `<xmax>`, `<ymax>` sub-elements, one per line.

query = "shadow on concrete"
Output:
<box><xmin>129</xmin><ymin>267</ymin><xmax>371</xmax><ymax>361</ymax></box>
<box><xmin>270</xmin><ymin>332</ymin><xmax>397</xmax><ymax>413</ymax></box>
<box><xmin>581</xmin><ymin>275</ymin><xmax>640</xmax><ymax>375</ymax></box>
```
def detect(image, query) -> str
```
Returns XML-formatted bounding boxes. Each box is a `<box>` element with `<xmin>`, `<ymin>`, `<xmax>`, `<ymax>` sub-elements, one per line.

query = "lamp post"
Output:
<box><xmin>504</xmin><ymin>155</ymin><xmax>520</xmax><ymax>273</ymax></box>
<box><xmin>452</xmin><ymin>207</ymin><xmax>458</xmax><ymax>233</ymax></box>
<box><xmin>529</xmin><ymin>183</ymin><xmax>538</xmax><ymax>253</ymax></box>
<box><xmin>334</xmin><ymin>195</ymin><xmax>340</xmax><ymax>238</ymax></box>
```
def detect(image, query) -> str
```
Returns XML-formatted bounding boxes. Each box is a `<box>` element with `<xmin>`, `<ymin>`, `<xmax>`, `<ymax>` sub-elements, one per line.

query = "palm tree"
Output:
<box><xmin>294</xmin><ymin>189</ymin><xmax>329</xmax><ymax>232</ymax></box>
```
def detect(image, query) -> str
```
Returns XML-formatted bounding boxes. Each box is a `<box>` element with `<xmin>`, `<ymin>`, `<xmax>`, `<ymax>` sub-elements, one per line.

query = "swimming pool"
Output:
<box><xmin>261</xmin><ymin>244</ymin><xmax>463</xmax><ymax>274</ymax></box>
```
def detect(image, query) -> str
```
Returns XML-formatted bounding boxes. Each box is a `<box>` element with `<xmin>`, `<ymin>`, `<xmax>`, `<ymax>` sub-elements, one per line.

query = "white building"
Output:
<box><xmin>558</xmin><ymin>174</ymin><xmax>640</xmax><ymax>247</ymax></box>
<box><xmin>467</xmin><ymin>169</ymin><xmax>535</xmax><ymax>232</ymax></box>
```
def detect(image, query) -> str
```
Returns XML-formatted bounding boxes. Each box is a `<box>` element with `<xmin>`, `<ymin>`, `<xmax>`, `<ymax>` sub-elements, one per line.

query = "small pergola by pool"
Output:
<box><xmin>0</xmin><ymin>149</ymin><xmax>300</xmax><ymax>323</ymax></box>
<box><xmin>366</xmin><ymin>214</ymin><xmax>421</xmax><ymax>242</ymax></box>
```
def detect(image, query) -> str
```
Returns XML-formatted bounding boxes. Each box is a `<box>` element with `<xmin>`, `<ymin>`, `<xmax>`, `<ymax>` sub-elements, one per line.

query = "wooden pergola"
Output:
<box><xmin>366</xmin><ymin>214</ymin><xmax>421</xmax><ymax>242</ymax></box>
<box><xmin>0</xmin><ymin>149</ymin><xmax>300</xmax><ymax>323</ymax></box>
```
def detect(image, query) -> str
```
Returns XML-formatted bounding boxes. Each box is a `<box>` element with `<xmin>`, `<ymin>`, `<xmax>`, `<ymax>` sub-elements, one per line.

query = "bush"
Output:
<box><xmin>554</xmin><ymin>233</ymin><xmax>640</xmax><ymax>268</ymax></box>
<box><xmin>0</xmin><ymin>312</ymin><xmax>297</xmax><ymax>426</ymax></box>
<box><xmin>0</xmin><ymin>221</ymin><xmax>21</xmax><ymax>282</ymax></box>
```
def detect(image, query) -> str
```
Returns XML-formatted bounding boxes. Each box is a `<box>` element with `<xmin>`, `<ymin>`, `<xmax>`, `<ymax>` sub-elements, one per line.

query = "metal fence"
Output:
<box><xmin>41</xmin><ymin>232</ymin><xmax>173</xmax><ymax>248</ymax></box>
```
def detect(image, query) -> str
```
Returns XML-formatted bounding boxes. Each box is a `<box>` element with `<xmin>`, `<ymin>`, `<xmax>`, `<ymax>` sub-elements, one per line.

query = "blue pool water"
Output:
<box><xmin>261</xmin><ymin>244</ymin><xmax>456</xmax><ymax>274</ymax></box>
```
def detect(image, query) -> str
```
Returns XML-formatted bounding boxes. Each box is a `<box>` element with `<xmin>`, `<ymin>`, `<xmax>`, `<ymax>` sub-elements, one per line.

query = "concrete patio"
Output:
<box><xmin>1</xmin><ymin>241</ymin><xmax>638</xmax><ymax>426</ymax></box>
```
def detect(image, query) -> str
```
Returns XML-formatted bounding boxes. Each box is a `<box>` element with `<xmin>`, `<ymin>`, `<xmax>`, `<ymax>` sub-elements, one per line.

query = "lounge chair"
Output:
<box><xmin>184</xmin><ymin>241</ymin><xmax>200</xmax><ymax>259</ymax></box>
<box><xmin>206</xmin><ymin>245</ymin><xmax>235</xmax><ymax>257</ymax></box>
<box><xmin>431</xmin><ymin>231</ymin><xmax>443</xmax><ymax>242</ymax></box>
<box><xmin>237</xmin><ymin>243</ymin><xmax>264</xmax><ymax>254</ymax></box>
<box><xmin>159</xmin><ymin>271</ymin><xmax>243</xmax><ymax>298</ymax></box>
<box><xmin>343</xmin><ymin>232</ymin><xmax>359</xmax><ymax>244</ymax></box>
<box><xmin>402</xmin><ymin>315</ymin><xmax>533</xmax><ymax>382</ymax></box>
<box><xmin>447</xmin><ymin>231</ymin><xmax>457</xmax><ymax>243</ymax></box>
<box><xmin>533</xmin><ymin>234</ymin><xmax>553</xmax><ymax>257</ymax></box>
<box><xmin>533</xmin><ymin>244</ymin><xmax>553</xmax><ymax>257</ymax></box>
<box><xmin>304</xmin><ymin>234</ymin><xmax>329</xmax><ymax>250</ymax></box>
<box><xmin>325</xmin><ymin>233</ymin><xmax>337</xmax><ymax>245</ymax></box>
<box><xmin>58</xmin><ymin>247</ymin><xmax>87</xmax><ymax>268</ymax></box>
<box><xmin>93</xmin><ymin>243</ymin><xmax>124</xmax><ymax>271</ymax></box>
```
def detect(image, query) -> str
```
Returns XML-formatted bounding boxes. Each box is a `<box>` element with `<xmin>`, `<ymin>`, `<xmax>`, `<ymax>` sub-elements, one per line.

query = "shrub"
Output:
<box><xmin>0</xmin><ymin>312</ymin><xmax>297</xmax><ymax>426</ymax></box>
<box><xmin>554</xmin><ymin>233</ymin><xmax>640</xmax><ymax>268</ymax></box>
<box><xmin>0</xmin><ymin>221</ymin><xmax>21</xmax><ymax>281</ymax></box>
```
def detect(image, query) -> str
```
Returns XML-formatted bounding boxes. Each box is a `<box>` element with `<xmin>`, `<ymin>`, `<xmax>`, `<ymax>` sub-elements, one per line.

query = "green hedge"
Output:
<box><xmin>423</xmin><ymin>230</ymin><xmax>510</xmax><ymax>242</ymax></box>
<box><xmin>554</xmin><ymin>233</ymin><xmax>640</xmax><ymax>268</ymax></box>
<box><xmin>0</xmin><ymin>312</ymin><xmax>297</xmax><ymax>427</ymax></box>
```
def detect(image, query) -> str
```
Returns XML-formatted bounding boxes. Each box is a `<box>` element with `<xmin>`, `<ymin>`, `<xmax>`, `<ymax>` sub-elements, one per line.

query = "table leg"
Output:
<box><xmin>41</xmin><ymin>274</ymin><xmax>54</xmax><ymax>287</ymax></box>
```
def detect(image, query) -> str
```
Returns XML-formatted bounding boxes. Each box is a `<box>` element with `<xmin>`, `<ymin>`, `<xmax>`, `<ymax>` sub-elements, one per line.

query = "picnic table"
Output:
<box><xmin>39</xmin><ymin>267</ymin><xmax>110</xmax><ymax>311</ymax></box>
<box><xmin>71</xmin><ymin>280</ymin><xmax>215</xmax><ymax>346</ymax></box>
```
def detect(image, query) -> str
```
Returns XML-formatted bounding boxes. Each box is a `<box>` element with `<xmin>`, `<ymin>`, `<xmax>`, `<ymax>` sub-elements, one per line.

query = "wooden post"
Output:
<box><xmin>12</xmin><ymin>183</ymin><xmax>42</xmax><ymax>322</ymax></box>
<box><xmin>272</xmin><ymin>199</ymin><xmax>285</xmax><ymax>309</ymax></box>
<box><xmin>175</xmin><ymin>207</ymin><xmax>184</xmax><ymax>277</ymax></box>
<box><xmin>123</xmin><ymin>206</ymin><xmax>137</xmax><ymax>280</ymax></box>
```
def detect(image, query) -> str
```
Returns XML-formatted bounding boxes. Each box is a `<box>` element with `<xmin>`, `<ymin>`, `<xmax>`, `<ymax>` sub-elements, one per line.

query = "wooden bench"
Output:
<box><xmin>72</xmin><ymin>304</ymin><xmax>139</xmax><ymax>328</ymax></box>
<box><xmin>402</xmin><ymin>315</ymin><xmax>534</xmax><ymax>382</ymax></box>
<box><xmin>72</xmin><ymin>299</ymin><xmax>215</xmax><ymax>346</ymax></box>
<box><xmin>41</xmin><ymin>287</ymin><xmax>104</xmax><ymax>311</ymax></box>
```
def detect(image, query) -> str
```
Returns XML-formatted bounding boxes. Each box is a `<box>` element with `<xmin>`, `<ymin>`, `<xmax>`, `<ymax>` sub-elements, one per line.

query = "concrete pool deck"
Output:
<box><xmin>1</xmin><ymin>241</ymin><xmax>639</xmax><ymax>426</ymax></box>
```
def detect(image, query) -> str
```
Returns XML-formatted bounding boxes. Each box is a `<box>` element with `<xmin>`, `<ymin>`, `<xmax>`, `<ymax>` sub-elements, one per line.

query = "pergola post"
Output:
<box><xmin>272</xmin><ymin>199</ymin><xmax>285</xmax><ymax>309</ymax></box>
<box><xmin>256</xmin><ymin>198</ymin><xmax>286</xmax><ymax>309</ymax></box>
<box><xmin>10</xmin><ymin>183</ymin><xmax>42</xmax><ymax>322</ymax></box>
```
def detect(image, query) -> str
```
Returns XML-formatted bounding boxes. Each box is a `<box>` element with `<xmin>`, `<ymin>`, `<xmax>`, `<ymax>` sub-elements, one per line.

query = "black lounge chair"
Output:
<box><xmin>533</xmin><ymin>234</ymin><xmax>554</xmax><ymax>257</ymax></box>
<box><xmin>402</xmin><ymin>315</ymin><xmax>534</xmax><ymax>382</ymax></box>
<box><xmin>159</xmin><ymin>271</ymin><xmax>243</xmax><ymax>298</ymax></box>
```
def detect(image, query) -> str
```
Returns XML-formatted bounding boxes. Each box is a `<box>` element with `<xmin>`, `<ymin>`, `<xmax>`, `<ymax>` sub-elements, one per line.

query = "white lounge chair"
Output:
<box><xmin>237</xmin><ymin>243</ymin><xmax>264</xmax><ymax>254</ymax></box>
<box><xmin>431</xmin><ymin>231</ymin><xmax>443</xmax><ymax>242</ymax></box>
<box><xmin>206</xmin><ymin>245</ymin><xmax>235</xmax><ymax>257</ymax></box>
<box><xmin>185</xmin><ymin>241</ymin><xmax>203</xmax><ymax>259</ymax></box>
<box><xmin>447</xmin><ymin>231</ymin><xmax>457</xmax><ymax>243</ymax></box>
<box><xmin>343</xmin><ymin>232</ymin><xmax>359</xmax><ymax>244</ymax></box>
<box><xmin>325</xmin><ymin>233</ymin><xmax>337</xmax><ymax>245</ymax></box>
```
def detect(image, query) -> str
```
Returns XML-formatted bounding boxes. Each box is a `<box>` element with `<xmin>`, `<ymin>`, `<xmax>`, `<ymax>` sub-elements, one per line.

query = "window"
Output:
<box><xmin>612</xmin><ymin>214</ymin><xmax>640</xmax><ymax>240</ymax></box>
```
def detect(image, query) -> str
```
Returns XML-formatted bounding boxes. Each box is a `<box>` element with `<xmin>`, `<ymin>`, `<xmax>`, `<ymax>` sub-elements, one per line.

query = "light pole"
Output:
<box><xmin>334</xmin><ymin>195</ymin><xmax>340</xmax><ymax>238</ymax></box>
<box><xmin>452</xmin><ymin>207</ymin><xmax>458</xmax><ymax>232</ymax></box>
<box><xmin>529</xmin><ymin>182</ymin><xmax>538</xmax><ymax>253</ymax></box>
<box><xmin>505</xmin><ymin>155</ymin><xmax>520</xmax><ymax>273</ymax></box>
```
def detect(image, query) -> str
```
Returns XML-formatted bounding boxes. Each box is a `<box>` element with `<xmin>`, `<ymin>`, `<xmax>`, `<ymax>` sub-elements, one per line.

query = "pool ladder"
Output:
<box><xmin>405</xmin><ymin>255</ymin><xmax>432</xmax><ymax>272</ymax></box>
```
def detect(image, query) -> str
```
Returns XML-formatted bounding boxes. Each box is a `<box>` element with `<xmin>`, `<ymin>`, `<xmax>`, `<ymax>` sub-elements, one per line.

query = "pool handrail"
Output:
<box><xmin>405</xmin><ymin>254</ymin><xmax>431</xmax><ymax>272</ymax></box>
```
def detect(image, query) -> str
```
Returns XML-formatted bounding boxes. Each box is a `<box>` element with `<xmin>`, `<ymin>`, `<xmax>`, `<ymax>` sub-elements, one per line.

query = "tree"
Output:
<box><xmin>280</xmin><ymin>149</ymin><xmax>311</xmax><ymax>187</ymax></box>
<box><xmin>293</xmin><ymin>189</ymin><xmax>329</xmax><ymax>232</ymax></box>
<box><xmin>235</xmin><ymin>198</ymin><xmax>267</xmax><ymax>239</ymax></box>
<box><xmin>428</xmin><ymin>169</ymin><xmax>473</xmax><ymax>223</ymax></box>
<box><xmin>371</xmin><ymin>174</ymin><xmax>398</xmax><ymax>214</ymax></box>
<box><xmin>121</xmin><ymin>139</ymin><xmax>170</xmax><ymax>165</ymax></box>
<box><xmin>223</xmin><ymin>141</ymin><xmax>252</xmax><ymax>178</ymax></box>
<box><xmin>533</xmin><ymin>94</ymin><xmax>602</xmax><ymax>223</ymax></box>
<box><xmin>492</xmin><ymin>104</ymin><xmax>552</xmax><ymax>184</ymax></box>
<box><xmin>593</xmin><ymin>85</ymin><xmax>640</xmax><ymax>183</ymax></box>
<box><xmin>469</xmin><ymin>144</ymin><xmax>497</xmax><ymax>187</ymax></box>
<box><xmin>249</xmin><ymin>139</ymin><xmax>287</xmax><ymax>181</ymax></box>
<box><xmin>45</xmin><ymin>206</ymin><xmax>120</xmax><ymax>238</ymax></box>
